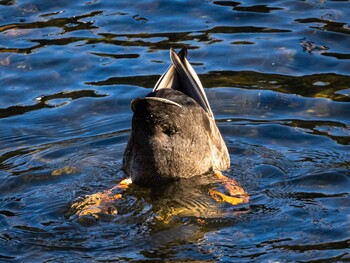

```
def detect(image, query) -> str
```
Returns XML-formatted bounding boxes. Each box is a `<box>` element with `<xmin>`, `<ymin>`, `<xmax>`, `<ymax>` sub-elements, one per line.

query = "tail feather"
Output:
<box><xmin>153</xmin><ymin>48</ymin><xmax>214</xmax><ymax>118</ymax></box>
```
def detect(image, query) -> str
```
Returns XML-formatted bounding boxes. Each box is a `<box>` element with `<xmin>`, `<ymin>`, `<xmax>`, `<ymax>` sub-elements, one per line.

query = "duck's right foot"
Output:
<box><xmin>209</xmin><ymin>171</ymin><xmax>249</xmax><ymax>206</ymax></box>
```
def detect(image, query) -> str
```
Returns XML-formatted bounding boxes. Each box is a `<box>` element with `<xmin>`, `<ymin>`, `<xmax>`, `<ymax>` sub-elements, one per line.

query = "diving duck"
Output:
<box><xmin>123</xmin><ymin>48</ymin><xmax>230</xmax><ymax>187</ymax></box>
<box><xmin>69</xmin><ymin>49</ymin><xmax>248</xmax><ymax>220</ymax></box>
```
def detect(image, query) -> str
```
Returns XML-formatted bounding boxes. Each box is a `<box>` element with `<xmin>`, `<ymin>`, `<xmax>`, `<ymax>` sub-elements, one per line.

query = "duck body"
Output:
<box><xmin>123</xmin><ymin>48</ymin><xmax>230</xmax><ymax>187</ymax></box>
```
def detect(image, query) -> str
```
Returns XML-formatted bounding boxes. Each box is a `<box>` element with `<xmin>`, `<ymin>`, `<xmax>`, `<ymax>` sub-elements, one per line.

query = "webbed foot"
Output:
<box><xmin>209</xmin><ymin>171</ymin><xmax>249</xmax><ymax>206</ymax></box>
<box><xmin>70</xmin><ymin>178</ymin><xmax>132</xmax><ymax>218</ymax></box>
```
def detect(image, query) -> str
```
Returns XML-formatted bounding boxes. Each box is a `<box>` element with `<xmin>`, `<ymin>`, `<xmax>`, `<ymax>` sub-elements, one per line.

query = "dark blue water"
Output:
<box><xmin>1</xmin><ymin>1</ymin><xmax>350</xmax><ymax>262</ymax></box>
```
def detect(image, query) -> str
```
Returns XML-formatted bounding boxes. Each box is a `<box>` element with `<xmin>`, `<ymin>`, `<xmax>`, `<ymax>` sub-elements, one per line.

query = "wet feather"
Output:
<box><xmin>123</xmin><ymin>48</ymin><xmax>230</xmax><ymax>187</ymax></box>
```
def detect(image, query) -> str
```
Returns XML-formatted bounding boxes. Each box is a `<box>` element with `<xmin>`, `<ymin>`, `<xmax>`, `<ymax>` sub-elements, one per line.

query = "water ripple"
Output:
<box><xmin>0</xmin><ymin>0</ymin><xmax>350</xmax><ymax>262</ymax></box>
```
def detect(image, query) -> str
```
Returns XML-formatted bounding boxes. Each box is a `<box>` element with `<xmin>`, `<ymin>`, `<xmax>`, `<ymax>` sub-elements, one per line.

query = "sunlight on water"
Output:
<box><xmin>0</xmin><ymin>0</ymin><xmax>349</xmax><ymax>262</ymax></box>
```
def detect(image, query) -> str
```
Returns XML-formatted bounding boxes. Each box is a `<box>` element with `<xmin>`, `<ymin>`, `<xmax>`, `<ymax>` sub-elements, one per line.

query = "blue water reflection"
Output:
<box><xmin>0</xmin><ymin>0</ymin><xmax>349</xmax><ymax>262</ymax></box>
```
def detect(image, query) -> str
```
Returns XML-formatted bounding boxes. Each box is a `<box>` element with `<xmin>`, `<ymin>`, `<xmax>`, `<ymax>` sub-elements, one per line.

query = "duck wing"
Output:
<box><xmin>153</xmin><ymin>48</ymin><xmax>214</xmax><ymax>118</ymax></box>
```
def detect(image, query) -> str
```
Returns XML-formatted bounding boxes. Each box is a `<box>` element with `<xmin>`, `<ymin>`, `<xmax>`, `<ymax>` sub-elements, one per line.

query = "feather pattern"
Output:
<box><xmin>123</xmin><ymin>48</ymin><xmax>230</xmax><ymax>187</ymax></box>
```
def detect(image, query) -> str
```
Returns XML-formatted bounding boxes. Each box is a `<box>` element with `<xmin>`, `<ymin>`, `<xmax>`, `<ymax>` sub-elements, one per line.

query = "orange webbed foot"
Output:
<box><xmin>209</xmin><ymin>171</ymin><xmax>249</xmax><ymax>206</ymax></box>
<box><xmin>71</xmin><ymin>178</ymin><xmax>132</xmax><ymax>218</ymax></box>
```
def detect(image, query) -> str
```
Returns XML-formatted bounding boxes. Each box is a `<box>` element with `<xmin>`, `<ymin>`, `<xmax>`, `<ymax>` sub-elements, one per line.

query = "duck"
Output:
<box><xmin>70</xmin><ymin>49</ymin><xmax>247</xmax><ymax>220</ymax></box>
<box><xmin>123</xmin><ymin>48</ymin><xmax>230</xmax><ymax>187</ymax></box>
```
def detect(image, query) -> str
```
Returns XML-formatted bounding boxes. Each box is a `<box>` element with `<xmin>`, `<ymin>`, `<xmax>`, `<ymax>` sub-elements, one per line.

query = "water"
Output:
<box><xmin>1</xmin><ymin>0</ymin><xmax>350</xmax><ymax>262</ymax></box>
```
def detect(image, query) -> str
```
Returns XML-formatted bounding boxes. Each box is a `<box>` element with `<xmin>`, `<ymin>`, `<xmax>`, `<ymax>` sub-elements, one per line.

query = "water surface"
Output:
<box><xmin>1</xmin><ymin>0</ymin><xmax>350</xmax><ymax>262</ymax></box>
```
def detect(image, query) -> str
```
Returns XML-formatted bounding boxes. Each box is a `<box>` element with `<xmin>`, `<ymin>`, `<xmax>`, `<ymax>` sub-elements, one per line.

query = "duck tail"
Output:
<box><xmin>153</xmin><ymin>48</ymin><xmax>214</xmax><ymax>118</ymax></box>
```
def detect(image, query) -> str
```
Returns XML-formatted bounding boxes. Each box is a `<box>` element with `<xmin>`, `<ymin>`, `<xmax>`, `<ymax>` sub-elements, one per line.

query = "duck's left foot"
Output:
<box><xmin>70</xmin><ymin>178</ymin><xmax>132</xmax><ymax>218</ymax></box>
<box><xmin>209</xmin><ymin>171</ymin><xmax>249</xmax><ymax>206</ymax></box>
<box><xmin>71</xmin><ymin>192</ymin><xmax>122</xmax><ymax>218</ymax></box>
<box><xmin>104</xmin><ymin>178</ymin><xmax>132</xmax><ymax>193</ymax></box>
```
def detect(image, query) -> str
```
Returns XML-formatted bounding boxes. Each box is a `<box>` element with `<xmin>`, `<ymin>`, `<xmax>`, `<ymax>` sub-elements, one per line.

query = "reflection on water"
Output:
<box><xmin>1</xmin><ymin>0</ymin><xmax>350</xmax><ymax>262</ymax></box>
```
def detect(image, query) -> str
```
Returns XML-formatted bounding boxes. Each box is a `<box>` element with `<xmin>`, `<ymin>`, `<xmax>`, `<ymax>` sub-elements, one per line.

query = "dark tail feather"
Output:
<box><xmin>153</xmin><ymin>48</ymin><xmax>213</xmax><ymax>118</ymax></box>
<box><xmin>170</xmin><ymin>48</ymin><xmax>213</xmax><ymax>118</ymax></box>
